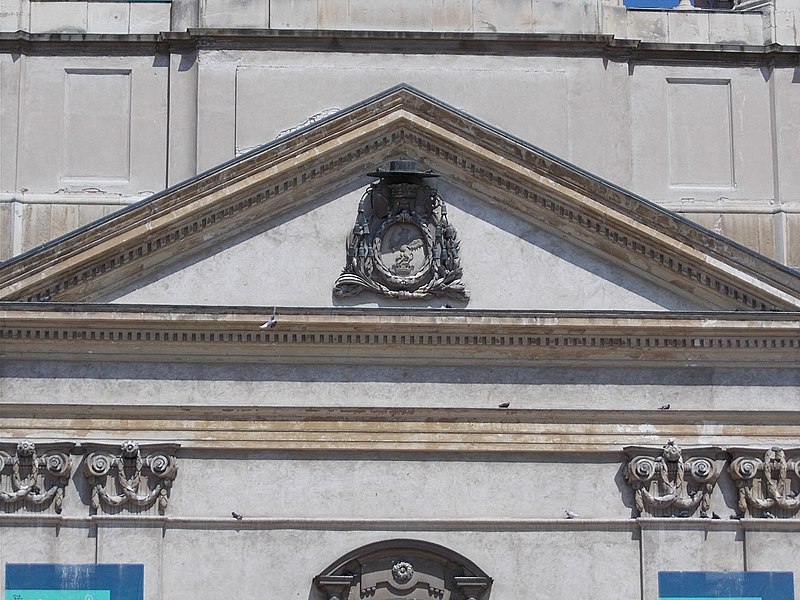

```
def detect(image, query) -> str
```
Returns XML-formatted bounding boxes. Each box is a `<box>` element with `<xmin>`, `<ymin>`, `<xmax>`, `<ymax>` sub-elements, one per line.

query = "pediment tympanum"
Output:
<box><xmin>1</xmin><ymin>85</ymin><xmax>799</xmax><ymax>311</ymax></box>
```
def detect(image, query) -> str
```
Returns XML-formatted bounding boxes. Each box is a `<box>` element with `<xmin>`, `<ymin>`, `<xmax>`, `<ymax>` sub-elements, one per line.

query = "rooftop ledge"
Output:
<box><xmin>0</xmin><ymin>29</ymin><xmax>797</xmax><ymax>59</ymax></box>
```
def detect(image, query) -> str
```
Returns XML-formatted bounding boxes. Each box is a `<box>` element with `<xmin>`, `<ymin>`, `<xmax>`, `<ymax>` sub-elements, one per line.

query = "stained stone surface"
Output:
<box><xmin>107</xmin><ymin>183</ymin><xmax>706</xmax><ymax>310</ymax></box>
<box><xmin>2</xmin><ymin>3</ymin><xmax>800</xmax><ymax>599</ymax></box>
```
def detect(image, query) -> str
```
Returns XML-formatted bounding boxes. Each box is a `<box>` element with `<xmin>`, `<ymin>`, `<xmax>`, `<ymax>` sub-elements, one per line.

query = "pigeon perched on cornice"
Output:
<box><xmin>259</xmin><ymin>308</ymin><xmax>278</xmax><ymax>329</ymax></box>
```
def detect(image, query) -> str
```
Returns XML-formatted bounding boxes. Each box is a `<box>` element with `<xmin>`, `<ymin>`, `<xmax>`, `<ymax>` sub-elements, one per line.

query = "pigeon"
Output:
<box><xmin>699</xmin><ymin>509</ymin><xmax>708</xmax><ymax>518</ymax></box>
<box><xmin>763</xmin><ymin>511</ymin><xmax>776</xmax><ymax>519</ymax></box>
<box><xmin>259</xmin><ymin>308</ymin><xmax>278</xmax><ymax>329</ymax></box>
<box><xmin>677</xmin><ymin>510</ymin><xmax>690</xmax><ymax>518</ymax></box>
<box><xmin>497</xmin><ymin>402</ymin><xmax>510</xmax><ymax>408</ymax></box>
<box><xmin>231</xmin><ymin>511</ymin><xmax>243</xmax><ymax>520</ymax></box>
<box><xmin>658</xmin><ymin>404</ymin><xmax>670</xmax><ymax>410</ymax></box>
<box><xmin>564</xmin><ymin>509</ymin><xmax>579</xmax><ymax>519</ymax></box>
<box><xmin>712</xmin><ymin>512</ymin><xmax>721</xmax><ymax>520</ymax></box>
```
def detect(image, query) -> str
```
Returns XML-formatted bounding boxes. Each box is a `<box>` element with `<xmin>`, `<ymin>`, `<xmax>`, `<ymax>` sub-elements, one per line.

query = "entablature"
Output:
<box><xmin>2</xmin><ymin>304</ymin><xmax>799</xmax><ymax>366</ymax></box>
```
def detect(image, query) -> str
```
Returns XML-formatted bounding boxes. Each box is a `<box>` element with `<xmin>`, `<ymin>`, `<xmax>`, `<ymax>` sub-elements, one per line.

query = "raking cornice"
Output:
<box><xmin>1</xmin><ymin>85</ymin><xmax>799</xmax><ymax>310</ymax></box>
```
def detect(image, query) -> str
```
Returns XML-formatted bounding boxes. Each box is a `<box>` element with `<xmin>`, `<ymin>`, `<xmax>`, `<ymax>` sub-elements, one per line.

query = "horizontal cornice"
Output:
<box><xmin>1</xmin><ymin>305</ymin><xmax>799</xmax><ymax>366</ymax></box>
<box><xmin>0</xmin><ymin>29</ymin><xmax>797</xmax><ymax>66</ymax></box>
<box><xmin>3</xmin><ymin>403</ymin><xmax>800</xmax><ymax>453</ymax></box>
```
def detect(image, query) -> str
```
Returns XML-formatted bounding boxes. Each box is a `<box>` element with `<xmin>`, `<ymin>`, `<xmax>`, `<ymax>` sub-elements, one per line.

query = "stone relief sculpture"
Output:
<box><xmin>0</xmin><ymin>440</ymin><xmax>73</xmax><ymax>513</ymax></box>
<box><xmin>83</xmin><ymin>441</ymin><xmax>178</xmax><ymax>513</ymax></box>
<box><xmin>729</xmin><ymin>446</ymin><xmax>800</xmax><ymax>518</ymax></box>
<box><xmin>334</xmin><ymin>160</ymin><xmax>469</xmax><ymax>301</ymax></box>
<box><xmin>624</xmin><ymin>440</ymin><xmax>724</xmax><ymax>518</ymax></box>
<box><xmin>315</xmin><ymin>539</ymin><xmax>491</xmax><ymax>600</ymax></box>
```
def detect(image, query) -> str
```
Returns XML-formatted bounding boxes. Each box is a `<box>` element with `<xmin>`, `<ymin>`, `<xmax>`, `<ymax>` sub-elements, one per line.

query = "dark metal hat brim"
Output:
<box><xmin>367</xmin><ymin>170</ymin><xmax>440</xmax><ymax>179</ymax></box>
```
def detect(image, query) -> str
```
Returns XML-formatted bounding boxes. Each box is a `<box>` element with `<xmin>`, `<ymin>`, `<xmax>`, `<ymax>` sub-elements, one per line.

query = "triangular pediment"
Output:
<box><xmin>1</xmin><ymin>84</ymin><xmax>799</xmax><ymax>311</ymax></box>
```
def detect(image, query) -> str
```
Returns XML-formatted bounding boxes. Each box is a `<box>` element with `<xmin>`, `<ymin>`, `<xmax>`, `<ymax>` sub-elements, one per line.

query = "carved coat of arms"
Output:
<box><xmin>333</xmin><ymin>161</ymin><xmax>469</xmax><ymax>301</ymax></box>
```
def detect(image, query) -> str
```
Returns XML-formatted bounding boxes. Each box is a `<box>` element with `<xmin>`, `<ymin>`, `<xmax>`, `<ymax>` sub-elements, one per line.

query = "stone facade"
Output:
<box><xmin>1</xmin><ymin>2</ymin><xmax>800</xmax><ymax>600</ymax></box>
<box><xmin>2</xmin><ymin>0</ymin><xmax>800</xmax><ymax>266</ymax></box>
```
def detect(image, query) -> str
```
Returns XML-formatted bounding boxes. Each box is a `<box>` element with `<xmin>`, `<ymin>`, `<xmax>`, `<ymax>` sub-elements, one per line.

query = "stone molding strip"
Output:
<box><xmin>0</xmin><ymin>30</ymin><xmax>798</xmax><ymax>67</ymax></box>
<box><xmin>2</xmin><ymin>306</ymin><xmax>799</xmax><ymax>366</ymax></box>
<box><xmin>3</xmin><ymin>404</ymin><xmax>800</xmax><ymax>453</ymax></box>
<box><xmin>1</xmin><ymin>513</ymin><xmax>798</xmax><ymax>532</ymax></box>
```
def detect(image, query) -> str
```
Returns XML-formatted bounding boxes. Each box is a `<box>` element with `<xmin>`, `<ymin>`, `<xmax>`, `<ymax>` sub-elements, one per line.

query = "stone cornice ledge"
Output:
<box><xmin>1</xmin><ymin>514</ymin><xmax>797</xmax><ymax>531</ymax></box>
<box><xmin>0</xmin><ymin>30</ymin><xmax>797</xmax><ymax>66</ymax></box>
<box><xmin>1</xmin><ymin>305</ymin><xmax>798</xmax><ymax>366</ymax></box>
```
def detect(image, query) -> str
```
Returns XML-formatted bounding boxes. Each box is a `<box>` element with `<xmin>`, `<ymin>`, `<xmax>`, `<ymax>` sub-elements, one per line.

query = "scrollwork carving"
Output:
<box><xmin>729</xmin><ymin>446</ymin><xmax>800</xmax><ymax>518</ymax></box>
<box><xmin>333</xmin><ymin>160</ymin><xmax>469</xmax><ymax>302</ymax></box>
<box><xmin>624</xmin><ymin>440</ymin><xmax>724</xmax><ymax>518</ymax></box>
<box><xmin>83</xmin><ymin>440</ymin><xmax>178</xmax><ymax>514</ymax></box>
<box><xmin>0</xmin><ymin>440</ymin><xmax>74</xmax><ymax>513</ymax></box>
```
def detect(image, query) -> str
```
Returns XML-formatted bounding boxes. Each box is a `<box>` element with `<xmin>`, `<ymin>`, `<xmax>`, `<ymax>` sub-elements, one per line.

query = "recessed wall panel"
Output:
<box><xmin>63</xmin><ymin>69</ymin><xmax>131</xmax><ymax>181</ymax></box>
<box><xmin>667</xmin><ymin>78</ymin><xmax>734</xmax><ymax>188</ymax></box>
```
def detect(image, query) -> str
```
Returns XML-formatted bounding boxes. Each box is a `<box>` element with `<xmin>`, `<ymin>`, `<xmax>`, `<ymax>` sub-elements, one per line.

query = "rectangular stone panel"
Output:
<box><xmin>200</xmin><ymin>0</ymin><xmax>268</xmax><ymax>28</ymax></box>
<box><xmin>640</xmin><ymin>525</ymin><xmax>743</xmax><ymax>600</ymax></box>
<box><xmin>87</xmin><ymin>3</ymin><xmax>130</xmax><ymax>34</ymax></box>
<box><xmin>0</xmin><ymin>201</ymin><xmax>14</xmax><ymax>260</ymax></box>
<box><xmin>29</xmin><ymin>2</ymin><xmax>88</xmax><ymax>33</ymax></box>
<box><xmin>128</xmin><ymin>2</ymin><xmax>171</xmax><ymax>34</ymax></box>
<box><xmin>269</xmin><ymin>0</ymin><xmax>319</xmax><ymax>28</ymax></box>
<box><xmin>786</xmin><ymin>213</ymin><xmax>800</xmax><ymax>269</ymax></box>
<box><xmin>63</xmin><ymin>69</ymin><xmax>131</xmax><ymax>181</ymax></box>
<box><xmin>745</xmin><ymin>529</ymin><xmax>800</xmax><ymax>600</ymax></box>
<box><xmin>667</xmin><ymin>78</ymin><xmax>734</xmax><ymax>189</ymax></box>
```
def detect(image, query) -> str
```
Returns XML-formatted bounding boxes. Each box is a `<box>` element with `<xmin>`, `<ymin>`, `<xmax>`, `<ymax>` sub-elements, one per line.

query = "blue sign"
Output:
<box><xmin>5</xmin><ymin>564</ymin><xmax>143</xmax><ymax>600</ymax></box>
<box><xmin>659</xmin><ymin>572</ymin><xmax>795</xmax><ymax>600</ymax></box>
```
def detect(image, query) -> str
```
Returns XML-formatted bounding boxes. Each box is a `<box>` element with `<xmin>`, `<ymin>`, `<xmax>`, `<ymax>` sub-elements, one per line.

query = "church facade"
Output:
<box><xmin>1</xmin><ymin>1</ymin><xmax>799</xmax><ymax>599</ymax></box>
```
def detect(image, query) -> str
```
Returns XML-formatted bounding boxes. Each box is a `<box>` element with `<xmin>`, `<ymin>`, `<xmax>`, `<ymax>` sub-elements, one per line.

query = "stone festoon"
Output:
<box><xmin>0</xmin><ymin>440</ymin><xmax>74</xmax><ymax>514</ymax></box>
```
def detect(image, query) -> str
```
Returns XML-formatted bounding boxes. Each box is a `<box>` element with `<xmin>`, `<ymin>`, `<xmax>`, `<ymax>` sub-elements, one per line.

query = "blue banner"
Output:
<box><xmin>5</xmin><ymin>565</ymin><xmax>143</xmax><ymax>600</ymax></box>
<box><xmin>659</xmin><ymin>572</ymin><xmax>795</xmax><ymax>600</ymax></box>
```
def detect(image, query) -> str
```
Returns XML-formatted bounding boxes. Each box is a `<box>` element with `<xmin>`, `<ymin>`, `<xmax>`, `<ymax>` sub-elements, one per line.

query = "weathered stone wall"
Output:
<box><xmin>1</xmin><ymin>1</ymin><xmax>800</xmax><ymax>266</ymax></box>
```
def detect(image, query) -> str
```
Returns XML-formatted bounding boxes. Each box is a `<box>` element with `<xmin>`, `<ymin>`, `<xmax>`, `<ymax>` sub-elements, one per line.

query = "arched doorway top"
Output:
<box><xmin>314</xmin><ymin>538</ymin><xmax>492</xmax><ymax>600</ymax></box>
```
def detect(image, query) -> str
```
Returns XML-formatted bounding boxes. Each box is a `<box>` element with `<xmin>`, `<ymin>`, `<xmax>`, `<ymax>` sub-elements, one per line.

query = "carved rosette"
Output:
<box><xmin>333</xmin><ymin>161</ymin><xmax>469</xmax><ymax>302</ymax></box>
<box><xmin>624</xmin><ymin>440</ymin><xmax>723</xmax><ymax>518</ymax></box>
<box><xmin>0</xmin><ymin>440</ymin><xmax>74</xmax><ymax>513</ymax></box>
<box><xmin>729</xmin><ymin>446</ymin><xmax>800</xmax><ymax>518</ymax></box>
<box><xmin>83</xmin><ymin>441</ymin><xmax>178</xmax><ymax>513</ymax></box>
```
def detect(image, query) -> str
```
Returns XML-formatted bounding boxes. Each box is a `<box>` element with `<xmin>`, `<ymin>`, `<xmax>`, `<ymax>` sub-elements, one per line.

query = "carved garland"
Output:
<box><xmin>729</xmin><ymin>447</ymin><xmax>800</xmax><ymax>518</ymax></box>
<box><xmin>625</xmin><ymin>440</ymin><xmax>722</xmax><ymax>518</ymax></box>
<box><xmin>0</xmin><ymin>440</ymin><xmax>73</xmax><ymax>513</ymax></box>
<box><xmin>84</xmin><ymin>441</ymin><xmax>178</xmax><ymax>513</ymax></box>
